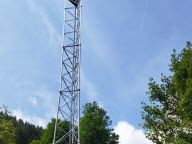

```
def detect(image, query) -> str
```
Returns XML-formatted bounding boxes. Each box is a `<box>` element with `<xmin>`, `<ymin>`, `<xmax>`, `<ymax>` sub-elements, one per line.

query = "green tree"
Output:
<box><xmin>0</xmin><ymin>106</ymin><xmax>44</xmax><ymax>144</ymax></box>
<box><xmin>15</xmin><ymin>119</ymin><xmax>43</xmax><ymax>144</ymax></box>
<box><xmin>0</xmin><ymin>107</ymin><xmax>16</xmax><ymax>144</ymax></box>
<box><xmin>29</xmin><ymin>140</ymin><xmax>41</xmax><ymax>144</ymax></box>
<box><xmin>141</xmin><ymin>42</ymin><xmax>192</xmax><ymax>143</ymax></box>
<box><xmin>80</xmin><ymin>101</ymin><xmax>119</xmax><ymax>144</ymax></box>
<box><xmin>39</xmin><ymin>118</ymin><xmax>69</xmax><ymax>144</ymax></box>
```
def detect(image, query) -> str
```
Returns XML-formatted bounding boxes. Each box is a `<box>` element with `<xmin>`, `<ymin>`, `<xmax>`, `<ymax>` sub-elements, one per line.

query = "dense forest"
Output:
<box><xmin>0</xmin><ymin>111</ymin><xmax>44</xmax><ymax>144</ymax></box>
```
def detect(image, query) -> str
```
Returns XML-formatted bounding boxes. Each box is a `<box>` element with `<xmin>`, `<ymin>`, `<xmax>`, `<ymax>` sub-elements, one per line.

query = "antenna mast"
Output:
<box><xmin>53</xmin><ymin>0</ymin><xmax>81</xmax><ymax>143</ymax></box>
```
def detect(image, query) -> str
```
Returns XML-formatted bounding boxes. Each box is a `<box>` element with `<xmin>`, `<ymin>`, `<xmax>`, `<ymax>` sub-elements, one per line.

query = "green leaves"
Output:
<box><xmin>0</xmin><ymin>107</ymin><xmax>44</xmax><ymax>144</ymax></box>
<box><xmin>39</xmin><ymin>118</ymin><xmax>69</xmax><ymax>144</ymax></box>
<box><xmin>141</xmin><ymin>42</ymin><xmax>192</xmax><ymax>143</ymax></box>
<box><xmin>0</xmin><ymin>115</ymin><xmax>16</xmax><ymax>144</ymax></box>
<box><xmin>80</xmin><ymin>101</ymin><xmax>119</xmax><ymax>144</ymax></box>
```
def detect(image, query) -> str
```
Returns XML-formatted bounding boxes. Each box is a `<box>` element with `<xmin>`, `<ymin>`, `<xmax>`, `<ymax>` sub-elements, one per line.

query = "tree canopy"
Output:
<box><xmin>141</xmin><ymin>42</ymin><xmax>192</xmax><ymax>143</ymax></box>
<box><xmin>35</xmin><ymin>102</ymin><xmax>119</xmax><ymax>144</ymax></box>
<box><xmin>80</xmin><ymin>101</ymin><xmax>119</xmax><ymax>144</ymax></box>
<box><xmin>0</xmin><ymin>106</ymin><xmax>44</xmax><ymax>144</ymax></box>
<box><xmin>0</xmin><ymin>115</ymin><xmax>16</xmax><ymax>144</ymax></box>
<box><xmin>39</xmin><ymin>118</ymin><xmax>70</xmax><ymax>144</ymax></box>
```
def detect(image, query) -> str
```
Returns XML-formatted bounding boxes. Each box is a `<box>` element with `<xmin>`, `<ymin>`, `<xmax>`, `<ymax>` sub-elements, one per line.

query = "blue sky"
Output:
<box><xmin>0</xmin><ymin>0</ymin><xmax>192</xmax><ymax>143</ymax></box>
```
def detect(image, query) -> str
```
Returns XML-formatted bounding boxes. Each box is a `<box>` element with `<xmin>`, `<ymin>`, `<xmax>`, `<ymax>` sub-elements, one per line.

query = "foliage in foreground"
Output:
<box><xmin>141</xmin><ymin>42</ymin><xmax>192</xmax><ymax>143</ymax></box>
<box><xmin>80</xmin><ymin>101</ymin><xmax>119</xmax><ymax>144</ymax></box>
<box><xmin>0</xmin><ymin>112</ymin><xmax>16</xmax><ymax>144</ymax></box>
<box><xmin>37</xmin><ymin>118</ymin><xmax>69</xmax><ymax>144</ymax></box>
<box><xmin>0</xmin><ymin>106</ymin><xmax>44</xmax><ymax>144</ymax></box>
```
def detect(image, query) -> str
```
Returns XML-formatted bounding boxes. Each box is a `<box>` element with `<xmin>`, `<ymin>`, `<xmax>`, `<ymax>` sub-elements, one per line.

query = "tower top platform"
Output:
<box><xmin>69</xmin><ymin>0</ymin><xmax>80</xmax><ymax>7</ymax></box>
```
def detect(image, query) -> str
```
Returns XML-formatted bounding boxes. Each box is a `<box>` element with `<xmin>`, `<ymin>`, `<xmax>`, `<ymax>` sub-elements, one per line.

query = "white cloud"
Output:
<box><xmin>114</xmin><ymin>121</ymin><xmax>153</xmax><ymax>144</ymax></box>
<box><xmin>28</xmin><ymin>96</ymin><xmax>38</xmax><ymax>105</ymax></box>
<box><xmin>12</xmin><ymin>108</ymin><xmax>47</xmax><ymax>128</ymax></box>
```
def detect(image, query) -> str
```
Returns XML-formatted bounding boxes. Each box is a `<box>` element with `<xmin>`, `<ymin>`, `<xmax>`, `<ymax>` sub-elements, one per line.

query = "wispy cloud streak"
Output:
<box><xmin>26</xmin><ymin>0</ymin><xmax>62</xmax><ymax>47</ymax></box>
<box><xmin>139</xmin><ymin>0</ymin><xmax>150</xmax><ymax>32</ymax></box>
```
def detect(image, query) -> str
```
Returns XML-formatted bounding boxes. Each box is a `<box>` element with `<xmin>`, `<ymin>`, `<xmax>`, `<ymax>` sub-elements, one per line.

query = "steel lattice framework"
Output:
<box><xmin>53</xmin><ymin>0</ymin><xmax>81</xmax><ymax>143</ymax></box>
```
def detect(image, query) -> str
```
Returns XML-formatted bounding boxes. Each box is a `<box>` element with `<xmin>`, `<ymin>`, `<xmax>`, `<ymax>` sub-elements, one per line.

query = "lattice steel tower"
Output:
<box><xmin>53</xmin><ymin>0</ymin><xmax>82</xmax><ymax>143</ymax></box>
